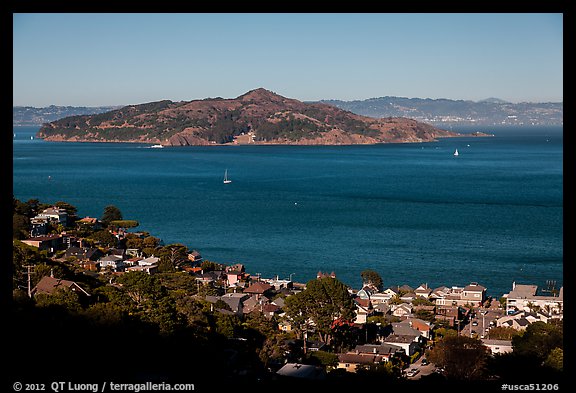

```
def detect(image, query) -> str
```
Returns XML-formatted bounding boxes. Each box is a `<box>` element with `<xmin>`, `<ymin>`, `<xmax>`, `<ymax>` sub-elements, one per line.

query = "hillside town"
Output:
<box><xmin>12</xmin><ymin>201</ymin><xmax>564</xmax><ymax>383</ymax></box>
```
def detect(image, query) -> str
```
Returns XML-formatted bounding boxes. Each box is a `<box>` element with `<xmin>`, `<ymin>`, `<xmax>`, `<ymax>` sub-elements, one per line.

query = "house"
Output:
<box><xmin>278</xmin><ymin>320</ymin><xmax>293</xmax><ymax>332</ymax></box>
<box><xmin>356</xmin><ymin>286</ymin><xmax>374</xmax><ymax>300</ymax></box>
<box><xmin>435</xmin><ymin>283</ymin><xmax>487</xmax><ymax>307</ymax></box>
<box><xmin>220</xmin><ymin>293</ymin><xmax>249</xmax><ymax>314</ymax></box>
<box><xmin>414</xmin><ymin>284</ymin><xmax>432</xmax><ymax>298</ymax></box>
<box><xmin>435</xmin><ymin>305</ymin><xmax>463</xmax><ymax>327</ymax></box>
<box><xmin>429</xmin><ymin>286</ymin><xmax>450</xmax><ymax>302</ymax></box>
<box><xmin>276</xmin><ymin>363</ymin><xmax>326</xmax><ymax>380</ymax></box>
<box><xmin>337</xmin><ymin>353</ymin><xmax>383</xmax><ymax>372</ymax></box>
<box><xmin>195</xmin><ymin>270</ymin><xmax>225</xmax><ymax>284</ymax></box>
<box><xmin>391</xmin><ymin>319</ymin><xmax>432</xmax><ymax>339</ymax></box>
<box><xmin>31</xmin><ymin>275</ymin><xmax>90</xmax><ymax>297</ymax></box>
<box><xmin>77</xmin><ymin>216</ymin><xmax>102</xmax><ymax>230</ymax></box>
<box><xmin>21</xmin><ymin>235</ymin><xmax>63</xmax><ymax>254</ymax></box>
<box><xmin>242</xmin><ymin>294</ymin><xmax>270</xmax><ymax>314</ymax></box>
<box><xmin>503</xmin><ymin>282</ymin><xmax>563</xmax><ymax>316</ymax></box>
<box><xmin>354</xmin><ymin>298</ymin><xmax>374</xmax><ymax>324</ymax></box>
<box><xmin>30</xmin><ymin>217</ymin><xmax>49</xmax><ymax>237</ymax></box>
<box><xmin>36</xmin><ymin>206</ymin><xmax>68</xmax><ymax>225</ymax></box>
<box><xmin>109</xmin><ymin>248</ymin><xmax>126</xmax><ymax>259</ymax></box>
<box><xmin>462</xmin><ymin>283</ymin><xmax>487</xmax><ymax>305</ymax></box>
<box><xmin>187</xmin><ymin>250</ymin><xmax>203</xmax><ymax>264</ymax></box>
<box><xmin>482</xmin><ymin>339</ymin><xmax>513</xmax><ymax>354</ymax></box>
<box><xmin>205</xmin><ymin>293</ymin><xmax>248</xmax><ymax>315</ymax></box>
<box><xmin>225</xmin><ymin>271</ymin><xmax>244</xmax><ymax>287</ymax></box>
<box><xmin>261</xmin><ymin>303</ymin><xmax>281</xmax><ymax>319</ymax></box>
<box><xmin>388</xmin><ymin>284</ymin><xmax>414</xmax><ymax>294</ymax></box>
<box><xmin>381</xmin><ymin>334</ymin><xmax>421</xmax><ymax>356</ymax></box>
<box><xmin>400</xmin><ymin>292</ymin><xmax>417</xmax><ymax>302</ymax></box>
<box><xmin>390</xmin><ymin>303</ymin><xmax>412</xmax><ymax>318</ymax></box>
<box><xmin>244</xmin><ymin>281</ymin><xmax>273</xmax><ymax>299</ymax></box>
<box><xmin>138</xmin><ymin>256</ymin><xmax>159</xmax><ymax>266</ymax></box>
<box><xmin>64</xmin><ymin>246</ymin><xmax>103</xmax><ymax>262</ymax></box>
<box><xmin>98</xmin><ymin>255</ymin><xmax>125</xmax><ymax>271</ymax></box>
<box><xmin>126</xmin><ymin>264</ymin><xmax>158</xmax><ymax>275</ymax></box>
<box><xmin>496</xmin><ymin>310</ymin><xmax>552</xmax><ymax>331</ymax></box>
<box><xmin>262</xmin><ymin>276</ymin><xmax>293</xmax><ymax>290</ymax></box>
<box><xmin>337</xmin><ymin>343</ymin><xmax>406</xmax><ymax>372</ymax></box>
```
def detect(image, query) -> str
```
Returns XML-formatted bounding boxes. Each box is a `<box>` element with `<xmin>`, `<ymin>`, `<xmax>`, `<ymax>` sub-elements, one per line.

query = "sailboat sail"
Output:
<box><xmin>223</xmin><ymin>169</ymin><xmax>232</xmax><ymax>184</ymax></box>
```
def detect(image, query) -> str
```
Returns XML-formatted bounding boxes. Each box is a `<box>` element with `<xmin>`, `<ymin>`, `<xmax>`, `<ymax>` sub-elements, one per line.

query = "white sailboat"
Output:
<box><xmin>223</xmin><ymin>169</ymin><xmax>232</xmax><ymax>184</ymax></box>
<box><xmin>453</xmin><ymin>149</ymin><xmax>459</xmax><ymax>156</ymax></box>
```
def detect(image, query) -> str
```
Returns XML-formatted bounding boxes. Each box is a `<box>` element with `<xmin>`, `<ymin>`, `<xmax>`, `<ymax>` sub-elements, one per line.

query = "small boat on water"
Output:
<box><xmin>30</xmin><ymin>136</ymin><xmax>34</xmax><ymax>140</ymax></box>
<box><xmin>150</xmin><ymin>144</ymin><xmax>164</xmax><ymax>148</ymax></box>
<box><xmin>223</xmin><ymin>169</ymin><xmax>232</xmax><ymax>184</ymax></box>
<box><xmin>453</xmin><ymin>149</ymin><xmax>459</xmax><ymax>156</ymax></box>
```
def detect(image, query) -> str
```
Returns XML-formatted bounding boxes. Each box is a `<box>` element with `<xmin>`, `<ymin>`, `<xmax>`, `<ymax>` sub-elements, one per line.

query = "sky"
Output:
<box><xmin>13</xmin><ymin>13</ymin><xmax>563</xmax><ymax>107</ymax></box>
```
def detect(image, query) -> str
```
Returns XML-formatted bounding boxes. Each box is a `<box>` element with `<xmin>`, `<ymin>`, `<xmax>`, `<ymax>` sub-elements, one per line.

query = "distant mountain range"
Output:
<box><xmin>316</xmin><ymin>97</ymin><xmax>562</xmax><ymax>126</ymax></box>
<box><xmin>35</xmin><ymin>88</ymin><xmax>462</xmax><ymax>146</ymax></box>
<box><xmin>13</xmin><ymin>105</ymin><xmax>122</xmax><ymax>126</ymax></box>
<box><xmin>15</xmin><ymin>95</ymin><xmax>562</xmax><ymax>128</ymax></box>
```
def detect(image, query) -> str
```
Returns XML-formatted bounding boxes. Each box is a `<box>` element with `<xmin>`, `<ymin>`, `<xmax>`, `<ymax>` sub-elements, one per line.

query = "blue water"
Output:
<box><xmin>12</xmin><ymin>126</ymin><xmax>563</xmax><ymax>298</ymax></box>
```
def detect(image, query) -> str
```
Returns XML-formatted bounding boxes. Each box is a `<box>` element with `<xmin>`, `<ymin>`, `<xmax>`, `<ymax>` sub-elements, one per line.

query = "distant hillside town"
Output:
<box><xmin>317</xmin><ymin>97</ymin><xmax>563</xmax><ymax>126</ymax></box>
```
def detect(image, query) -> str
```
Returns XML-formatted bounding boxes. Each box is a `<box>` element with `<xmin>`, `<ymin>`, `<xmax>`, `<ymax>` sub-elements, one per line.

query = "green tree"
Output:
<box><xmin>486</xmin><ymin>326</ymin><xmax>519</xmax><ymax>340</ymax></box>
<box><xmin>157</xmin><ymin>244</ymin><xmax>189</xmax><ymax>272</ymax></box>
<box><xmin>35</xmin><ymin>288</ymin><xmax>82</xmax><ymax>313</ymax></box>
<box><xmin>101</xmin><ymin>205</ymin><xmax>123</xmax><ymax>225</ymax></box>
<box><xmin>54</xmin><ymin>201</ymin><xmax>78</xmax><ymax>217</ymax></box>
<box><xmin>360</xmin><ymin>269</ymin><xmax>383</xmax><ymax>291</ymax></box>
<box><xmin>427</xmin><ymin>335</ymin><xmax>489</xmax><ymax>380</ymax></box>
<box><xmin>116</xmin><ymin>271</ymin><xmax>164</xmax><ymax>308</ymax></box>
<box><xmin>284</xmin><ymin>277</ymin><xmax>355</xmax><ymax>344</ymax></box>
<box><xmin>87</xmin><ymin>230</ymin><xmax>117</xmax><ymax>248</ymax></box>
<box><xmin>543</xmin><ymin>347</ymin><xmax>563</xmax><ymax>371</ymax></box>
<box><xmin>13</xmin><ymin>214</ymin><xmax>30</xmax><ymax>239</ymax></box>
<box><xmin>512</xmin><ymin>321</ymin><xmax>563</xmax><ymax>362</ymax></box>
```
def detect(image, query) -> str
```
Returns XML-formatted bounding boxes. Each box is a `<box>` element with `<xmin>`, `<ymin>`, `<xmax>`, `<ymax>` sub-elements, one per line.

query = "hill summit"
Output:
<box><xmin>38</xmin><ymin>89</ymin><xmax>460</xmax><ymax>146</ymax></box>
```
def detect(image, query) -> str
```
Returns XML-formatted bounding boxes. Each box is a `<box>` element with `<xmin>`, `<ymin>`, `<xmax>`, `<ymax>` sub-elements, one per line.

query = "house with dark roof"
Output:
<box><xmin>381</xmin><ymin>334</ymin><xmax>421</xmax><ymax>356</ymax></box>
<box><xmin>98</xmin><ymin>255</ymin><xmax>125</xmax><ymax>271</ymax></box>
<box><xmin>244</xmin><ymin>281</ymin><xmax>273</xmax><ymax>299</ymax></box>
<box><xmin>65</xmin><ymin>246</ymin><xmax>103</xmax><ymax>262</ymax></box>
<box><xmin>31</xmin><ymin>276</ymin><xmax>91</xmax><ymax>297</ymax></box>
<box><xmin>337</xmin><ymin>343</ymin><xmax>404</xmax><ymax>372</ymax></box>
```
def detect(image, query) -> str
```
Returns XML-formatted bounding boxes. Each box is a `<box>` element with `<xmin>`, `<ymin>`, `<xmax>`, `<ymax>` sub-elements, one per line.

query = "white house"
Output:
<box><xmin>482</xmin><ymin>339</ymin><xmax>513</xmax><ymax>355</ymax></box>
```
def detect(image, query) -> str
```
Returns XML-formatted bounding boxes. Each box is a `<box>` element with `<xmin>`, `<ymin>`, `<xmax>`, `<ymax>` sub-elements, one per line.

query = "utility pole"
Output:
<box><xmin>23</xmin><ymin>265</ymin><xmax>35</xmax><ymax>298</ymax></box>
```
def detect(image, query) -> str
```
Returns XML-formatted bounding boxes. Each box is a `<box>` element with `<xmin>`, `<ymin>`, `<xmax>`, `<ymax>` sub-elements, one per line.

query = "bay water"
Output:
<box><xmin>12</xmin><ymin>126</ymin><xmax>563</xmax><ymax>298</ymax></box>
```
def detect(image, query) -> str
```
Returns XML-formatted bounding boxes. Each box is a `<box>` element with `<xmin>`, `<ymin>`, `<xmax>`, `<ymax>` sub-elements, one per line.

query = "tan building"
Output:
<box><xmin>504</xmin><ymin>282</ymin><xmax>563</xmax><ymax>316</ymax></box>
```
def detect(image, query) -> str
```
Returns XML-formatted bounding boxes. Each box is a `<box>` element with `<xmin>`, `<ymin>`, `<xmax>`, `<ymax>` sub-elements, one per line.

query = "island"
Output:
<box><xmin>37</xmin><ymin>88</ymin><xmax>463</xmax><ymax>146</ymax></box>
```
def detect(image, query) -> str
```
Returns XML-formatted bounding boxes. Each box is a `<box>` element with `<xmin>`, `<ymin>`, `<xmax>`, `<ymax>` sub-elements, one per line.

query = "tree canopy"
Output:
<box><xmin>101</xmin><ymin>205</ymin><xmax>123</xmax><ymax>225</ymax></box>
<box><xmin>284</xmin><ymin>277</ymin><xmax>355</xmax><ymax>344</ymax></box>
<box><xmin>360</xmin><ymin>269</ymin><xmax>383</xmax><ymax>291</ymax></box>
<box><xmin>427</xmin><ymin>335</ymin><xmax>489</xmax><ymax>380</ymax></box>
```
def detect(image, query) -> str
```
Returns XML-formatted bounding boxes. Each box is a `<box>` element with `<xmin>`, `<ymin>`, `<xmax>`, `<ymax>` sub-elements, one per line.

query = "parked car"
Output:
<box><xmin>421</xmin><ymin>358</ymin><xmax>429</xmax><ymax>365</ymax></box>
<box><xmin>472</xmin><ymin>321</ymin><xmax>478</xmax><ymax>326</ymax></box>
<box><xmin>406</xmin><ymin>368</ymin><xmax>420</xmax><ymax>377</ymax></box>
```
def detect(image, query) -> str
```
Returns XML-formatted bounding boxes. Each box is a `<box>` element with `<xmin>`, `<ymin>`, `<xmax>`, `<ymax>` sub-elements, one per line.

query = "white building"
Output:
<box><xmin>503</xmin><ymin>282</ymin><xmax>563</xmax><ymax>316</ymax></box>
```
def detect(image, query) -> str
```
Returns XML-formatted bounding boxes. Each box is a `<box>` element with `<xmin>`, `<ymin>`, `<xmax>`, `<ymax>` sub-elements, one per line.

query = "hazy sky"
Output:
<box><xmin>13</xmin><ymin>13</ymin><xmax>563</xmax><ymax>107</ymax></box>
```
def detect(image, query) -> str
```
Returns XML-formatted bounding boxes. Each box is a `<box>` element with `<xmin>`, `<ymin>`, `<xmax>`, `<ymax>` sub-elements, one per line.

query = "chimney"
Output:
<box><xmin>373</xmin><ymin>347</ymin><xmax>377</xmax><ymax>354</ymax></box>
<box><xmin>513</xmin><ymin>281</ymin><xmax>516</xmax><ymax>290</ymax></box>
